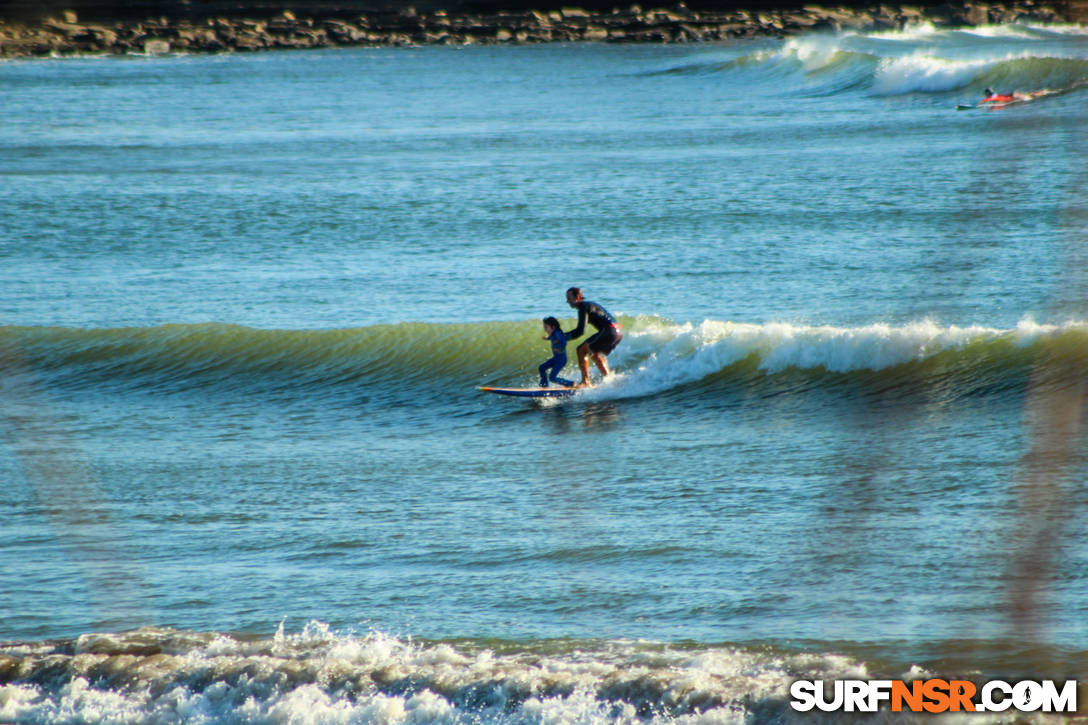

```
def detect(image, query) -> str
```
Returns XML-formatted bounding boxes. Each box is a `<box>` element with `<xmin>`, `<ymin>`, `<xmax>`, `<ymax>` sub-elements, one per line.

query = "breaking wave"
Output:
<box><xmin>2</xmin><ymin>318</ymin><xmax>1086</xmax><ymax>404</ymax></box>
<box><xmin>0</xmin><ymin>622</ymin><xmax>966</xmax><ymax>725</ymax></box>
<box><xmin>3</xmin><ymin>623</ymin><xmax>1085</xmax><ymax>724</ymax></box>
<box><xmin>656</xmin><ymin>22</ymin><xmax>1088</xmax><ymax>97</ymax></box>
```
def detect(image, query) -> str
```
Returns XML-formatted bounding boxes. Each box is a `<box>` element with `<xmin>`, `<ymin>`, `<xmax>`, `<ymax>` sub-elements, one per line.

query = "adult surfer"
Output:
<box><xmin>564</xmin><ymin>287</ymin><xmax>622</xmax><ymax>387</ymax></box>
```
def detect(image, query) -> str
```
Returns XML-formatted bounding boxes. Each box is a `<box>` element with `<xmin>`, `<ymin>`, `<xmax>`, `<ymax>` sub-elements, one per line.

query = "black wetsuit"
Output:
<box><xmin>566</xmin><ymin>300</ymin><xmax>622</xmax><ymax>355</ymax></box>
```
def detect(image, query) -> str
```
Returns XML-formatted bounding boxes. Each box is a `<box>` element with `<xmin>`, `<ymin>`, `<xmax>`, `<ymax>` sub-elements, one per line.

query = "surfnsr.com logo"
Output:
<box><xmin>790</xmin><ymin>679</ymin><xmax>1078</xmax><ymax>713</ymax></box>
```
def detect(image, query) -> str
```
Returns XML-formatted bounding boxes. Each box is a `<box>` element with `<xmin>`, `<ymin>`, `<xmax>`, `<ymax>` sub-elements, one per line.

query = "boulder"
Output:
<box><xmin>233</xmin><ymin>33</ymin><xmax>266</xmax><ymax>50</ymax></box>
<box><xmin>44</xmin><ymin>20</ymin><xmax>82</xmax><ymax>37</ymax></box>
<box><xmin>142</xmin><ymin>37</ymin><xmax>170</xmax><ymax>53</ymax></box>
<box><xmin>782</xmin><ymin>11</ymin><xmax>820</xmax><ymax>27</ymax></box>
<box><xmin>963</xmin><ymin>2</ymin><xmax>990</xmax><ymax>24</ymax></box>
<box><xmin>324</xmin><ymin>21</ymin><xmax>367</xmax><ymax>43</ymax></box>
<box><xmin>609</xmin><ymin>28</ymin><xmax>668</xmax><ymax>40</ymax></box>
<box><xmin>70</xmin><ymin>25</ymin><xmax>117</xmax><ymax>48</ymax></box>
<box><xmin>714</xmin><ymin>22</ymin><xmax>750</xmax><ymax>35</ymax></box>
<box><xmin>820</xmin><ymin>7</ymin><xmax>871</xmax><ymax>28</ymax></box>
<box><xmin>898</xmin><ymin>6</ymin><xmax>927</xmax><ymax>22</ymax></box>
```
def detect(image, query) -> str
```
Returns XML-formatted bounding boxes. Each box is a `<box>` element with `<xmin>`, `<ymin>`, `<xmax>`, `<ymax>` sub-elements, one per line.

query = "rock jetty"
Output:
<box><xmin>0</xmin><ymin>1</ymin><xmax>1073</xmax><ymax>57</ymax></box>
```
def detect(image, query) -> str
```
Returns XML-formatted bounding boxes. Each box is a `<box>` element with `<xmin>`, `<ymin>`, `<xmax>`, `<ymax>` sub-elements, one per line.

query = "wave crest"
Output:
<box><xmin>2</xmin><ymin>318</ymin><xmax>1085</xmax><ymax>400</ymax></box>
<box><xmin>689</xmin><ymin>23</ymin><xmax>1088</xmax><ymax>97</ymax></box>
<box><xmin>586</xmin><ymin>318</ymin><xmax>1088</xmax><ymax>401</ymax></box>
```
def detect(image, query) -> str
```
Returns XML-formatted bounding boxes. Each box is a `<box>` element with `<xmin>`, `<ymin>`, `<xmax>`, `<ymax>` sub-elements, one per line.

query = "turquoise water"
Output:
<box><xmin>2</xmin><ymin>25</ymin><xmax>1088</xmax><ymax>723</ymax></box>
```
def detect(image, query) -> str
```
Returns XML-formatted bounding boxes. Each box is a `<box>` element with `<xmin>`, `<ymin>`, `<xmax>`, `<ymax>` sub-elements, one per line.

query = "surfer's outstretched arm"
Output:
<box><xmin>565</xmin><ymin>306</ymin><xmax>587</xmax><ymax>340</ymax></box>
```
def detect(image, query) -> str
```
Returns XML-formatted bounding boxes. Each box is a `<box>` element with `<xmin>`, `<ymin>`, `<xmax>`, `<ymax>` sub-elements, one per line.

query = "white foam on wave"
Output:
<box><xmin>746</xmin><ymin>33</ymin><xmax>867</xmax><ymax>77</ymax></box>
<box><xmin>960</xmin><ymin>23</ymin><xmax>1044</xmax><ymax>38</ymax></box>
<box><xmin>871</xmin><ymin>52</ymin><xmax>997</xmax><ymax>93</ymax></box>
<box><xmin>0</xmin><ymin>623</ymin><xmax>901</xmax><ymax>725</ymax></box>
<box><xmin>778</xmin><ymin>34</ymin><xmax>853</xmax><ymax>72</ymax></box>
<box><xmin>760</xmin><ymin>22</ymin><xmax>1088</xmax><ymax>95</ymax></box>
<box><xmin>1010</xmin><ymin>317</ymin><xmax>1088</xmax><ymax>344</ymax></box>
<box><xmin>775</xmin><ymin>22</ymin><xmax>991</xmax><ymax>75</ymax></box>
<box><xmin>864</xmin><ymin>21</ymin><xmax>942</xmax><ymax>41</ymax></box>
<box><xmin>575</xmin><ymin>318</ymin><xmax>1088</xmax><ymax>402</ymax></box>
<box><xmin>1021</xmin><ymin>22</ymin><xmax>1088</xmax><ymax>36</ymax></box>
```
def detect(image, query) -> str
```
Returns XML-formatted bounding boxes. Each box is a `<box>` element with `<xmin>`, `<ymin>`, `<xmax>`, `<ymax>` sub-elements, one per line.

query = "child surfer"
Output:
<box><xmin>539</xmin><ymin>317</ymin><xmax>574</xmax><ymax>388</ymax></box>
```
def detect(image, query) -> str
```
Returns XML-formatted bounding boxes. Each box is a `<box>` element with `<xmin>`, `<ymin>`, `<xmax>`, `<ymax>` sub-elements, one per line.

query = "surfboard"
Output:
<box><xmin>480</xmin><ymin>386</ymin><xmax>577</xmax><ymax>398</ymax></box>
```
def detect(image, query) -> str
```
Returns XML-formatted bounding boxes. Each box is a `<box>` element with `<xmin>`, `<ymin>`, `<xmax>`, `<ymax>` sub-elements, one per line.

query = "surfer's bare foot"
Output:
<box><xmin>574</xmin><ymin>380</ymin><xmax>592</xmax><ymax>388</ymax></box>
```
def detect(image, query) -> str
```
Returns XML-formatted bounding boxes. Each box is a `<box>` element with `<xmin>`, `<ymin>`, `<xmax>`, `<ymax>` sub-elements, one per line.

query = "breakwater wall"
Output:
<box><xmin>0</xmin><ymin>0</ymin><xmax>1077</xmax><ymax>57</ymax></box>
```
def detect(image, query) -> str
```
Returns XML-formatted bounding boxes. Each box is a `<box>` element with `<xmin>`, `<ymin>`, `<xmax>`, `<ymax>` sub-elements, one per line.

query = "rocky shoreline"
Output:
<box><xmin>0</xmin><ymin>1</ymin><xmax>1074</xmax><ymax>57</ymax></box>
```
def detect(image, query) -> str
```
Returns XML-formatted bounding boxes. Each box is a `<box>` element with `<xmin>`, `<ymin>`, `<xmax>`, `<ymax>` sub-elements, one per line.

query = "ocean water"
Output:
<box><xmin>2</xmin><ymin>23</ymin><xmax>1088</xmax><ymax>723</ymax></box>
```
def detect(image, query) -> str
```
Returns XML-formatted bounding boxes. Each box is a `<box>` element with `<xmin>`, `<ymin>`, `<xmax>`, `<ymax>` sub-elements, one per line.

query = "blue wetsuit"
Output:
<box><xmin>539</xmin><ymin>328</ymin><xmax>573</xmax><ymax>387</ymax></box>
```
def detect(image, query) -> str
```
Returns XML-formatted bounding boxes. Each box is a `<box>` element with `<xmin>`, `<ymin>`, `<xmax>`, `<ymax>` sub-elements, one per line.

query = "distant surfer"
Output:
<box><xmin>980</xmin><ymin>87</ymin><xmax>1044</xmax><ymax>105</ymax></box>
<box><xmin>539</xmin><ymin>316</ymin><xmax>574</xmax><ymax>388</ymax></box>
<box><xmin>563</xmin><ymin>287</ymin><xmax>622</xmax><ymax>388</ymax></box>
<box><xmin>981</xmin><ymin>87</ymin><xmax>1016</xmax><ymax>104</ymax></box>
